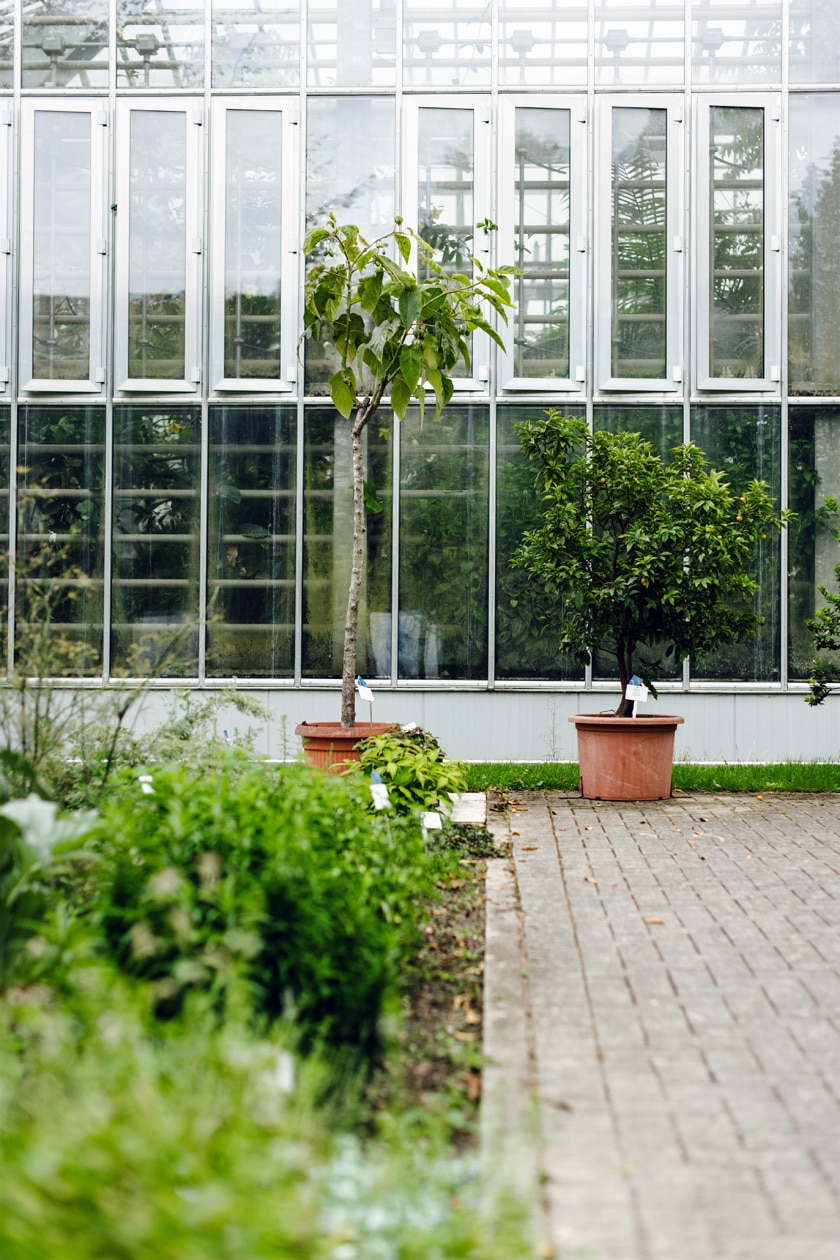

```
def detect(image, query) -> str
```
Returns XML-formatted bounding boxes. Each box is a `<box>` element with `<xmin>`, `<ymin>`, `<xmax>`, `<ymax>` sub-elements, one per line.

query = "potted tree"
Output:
<box><xmin>513</xmin><ymin>412</ymin><xmax>790</xmax><ymax>799</ymax></box>
<box><xmin>295</xmin><ymin>216</ymin><xmax>512</xmax><ymax>768</ymax></box>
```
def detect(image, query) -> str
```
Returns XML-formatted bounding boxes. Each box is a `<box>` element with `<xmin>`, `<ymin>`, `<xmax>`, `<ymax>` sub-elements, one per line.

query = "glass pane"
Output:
<box><xmin>512</xmin><ymin>108</ymin><xmax>571</xmax><ymax>380</ymax></box>
<box><xmin>403</xmin><ymin>0</ymin><xmax>490</xmax><ymax>88</ymax></box>
<box><xmin>207</xmin><ymin>406</ymin><xmax>296</xmax><ymax>678</ymax></box>
<box><xmin>496</xmin><ymin>406</ymin><xmax>581</xmax><ymax>681</ymax></box>
<box><xmin>498</xmin><ymin>0</ymin><xmax>587</xmax><ymax>87</ymax></box>
<box><xmin>302</xmin><ymin>408</ymin><xmax>392</xmax><ymax>679</ymax></box>
<box><xmin>691</xmin><ymin>0</ymin><xmax>781</xmax><ymax>84</ymax></box>
<box><xmin>111</xmin><ymin>407</ymin><xmax>201</xmax><ymax>676</ymax></box>
<box><xmin>0</xmin><ymin>0</ymin><xmax>14</xmax><ymax>87</ymax></box>
<box><xmin>22</xmin><ymin>0</ymin><xmax>109</xmax><ymax>89</ymax></box>
<box><xmin>306</xmin><ymin>0</ymin><xmax>395</xmax><ymax>87</ymax></box>
<box><xmin>709</xmin><ymin>106</ymin><xmax>764</xmax><ymax>380</ymax></box>
<box><xmin>32</xmin><ymin>112</ymin><xmax>91</xmax><ymax>382</ymax></box>
<box><xmin>223</xmin><ymin>110</ymin><xmax>283</xmax><ymax>382</ymax></box>
<box><xmin>117</xmin><ymin>0</ymin><xmax>204</xmax><ymax>88</ymax></box>
<box><xmin>611</xmin><ymin>108</ymin><xmax>667</xmax><ymax>380</ymax></box>
<box><xmin>304</xmin><ymin>97</ymin><xmax>395</xmax><ymax>394</ymax></box>
<box><xmin>418</xmin><ymin>108</ymin><xmax>473</xmax><ymax>279</ymax></box>
<box><xmin>595</xmin><ymin>0</ymin><xmax>684</xmax><ymax>86</ymax></box>
<box><xmin>212</xmin><ymin>0</ymin><xmax>300</xmax><ymax>89</ymax></box>
<box><xmin>788</xmin><ymin>408</ymin><xmax>840</xmax><ymax>680</ymax></box>
<box><xmin>592</xmin><ymin>406</ymin><xmax>684</xmax><ymax>683</ymax></box>
<box><xmin>788</xmin><ymin>95</ymin><xmax>840</xmax><ymax>396</ymax></box>
<box><xmin>790</xmin><ymin>0</ymin><xmax>840</xmax><ymax>84</ymax></box>
<box><xmin>128</xmin><ymin>111</ymin><xmax>187</xmax><ymax>381</ymax></box>
<box><xmin>690</xmin><ymin>406</ymin><xmax>781</xmax><ymax>681</ymax></box>
<box><xmin>399</xmin><ymin>406</ymin><xmax>488</xmax><ymax>680</ymax></box>
<box><xmin>16</xmin><ymin>406</ymin><xmax>105</xmax><ymax>674</ymax></box>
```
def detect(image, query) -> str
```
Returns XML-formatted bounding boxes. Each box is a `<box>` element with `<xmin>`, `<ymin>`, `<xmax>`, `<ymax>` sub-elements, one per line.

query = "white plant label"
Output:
<box><xmin>421</xmin><ymin>811</ymin><xmax>443</xmax><ymax>830</ymax></box>
<box><xmin>357</xmin><ymin>682</ymin><xmax>374</xmax><ymax>703</ymax></box>
<box><xmin>625</xmin><ymin>682</ymin><xmax>649</xmax><ymax>703</ymax></box>
<box><xmin>370</xmin><ymin>782</ymin><xmax>390</xmax><ymax>811</ymax></box>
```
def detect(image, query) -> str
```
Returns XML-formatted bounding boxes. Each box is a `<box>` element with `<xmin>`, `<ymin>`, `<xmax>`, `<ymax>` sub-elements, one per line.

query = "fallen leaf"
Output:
<box><xmin>464</xmin><ymin>1007</ymin><xmax>480</xmax><ymax>1025</ymax></box>
<box><xmin>448</xmin><ymin>879</ymin><xmax>466</xmax><ymax>889</ymax></box>
<box><xmin>638</xmin><ymin>820</ymin><xmax>648</xmax><ymax>825</ymax></box>
<box><xmin>698</xmin><ymin>816</ymin><xmax>709</xmax><ymax>822</ymax></box>
<box><xmin>584</xmin><ymin>876</ymin><xmax>598</xmax><ymax>885</ymax></box>
<box><xmin>610</xmin><ymin>881</ymin><xmax>618</xmax><ymax>888</ymax></box>
<box><xmin>465</xmin><ymin>1071</ymin><xmax>482</xmax><ymax>1101</ymax></box>
<box><xmin>688</xmin><ymin>839</ymin><xmax>698</xmax><ymax>846</ymax></box>
<box><xmin>464</xmin><ymin>963</ymin><xmax>484</xmax><ymax>975</ymax></box>
<box><xmin>522</xmin><ymin>845</ymin><xmax>538</xmax><ymax>851</ymax></box>
<box><xmin>512</xmin><ymin>831</ymin><xmax>520</xmax><ymax>836</ymax></box>
<box><xmin>674</xmin><ymin>828</ymin><xmax>682</xmax><ymax>833</ymax></box>
<box><xmin>453</xmin><ymin>1030</ymin><xmax>478</xmax><ymax>1042</ymax></box>
<box><xmin>644</xmin><ymin>917</ymin><xmax>665</xmax><ymax>925</ymax></box>
<box><xmin>756</xmin><ymin>794</ymin><xmax>763</xmax><ymax>800</ymax></box>
<box><xmin>453</xmin><ymin>993</ymin><xmax>467</xmax><ymax>1010</ymax></box>
<box><xmin>699</xmin><ymin>854</ymin><xmax>708</xmax><ymax>861</ymax></box>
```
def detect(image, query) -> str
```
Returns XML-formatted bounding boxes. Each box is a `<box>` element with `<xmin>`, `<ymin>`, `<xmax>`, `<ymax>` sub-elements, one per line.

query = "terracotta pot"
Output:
<box><xmin>569</xmin><ymin>713</ymin><xmax>685</xmax><ymax>801</ymax></box>
<box><xmin>295</xmin><ymin>721</ymin><xmax>397</xmax><ymax>773</ymax></box>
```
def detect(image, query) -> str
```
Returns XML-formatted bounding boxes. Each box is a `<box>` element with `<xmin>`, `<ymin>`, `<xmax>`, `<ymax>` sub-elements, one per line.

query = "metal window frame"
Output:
<box><xmin>401</xmin><ymin>94</ymin><xmax>493</xmax><ymax>394</ymax></box>
<box><xmin>209</xmin><ymin>97</ymin><xmax>299</xmax><ymax>395</ymax></box>
<box><xmin>18</xmin><ymin>99</ymin><xmax>107</xmax><ymax>395</ymax></box>
<box><xmin>0</xmin><ymin>104</ymin><xmax>10</xmax><ymax>396</ymax></box>
<box><xmin>595</xmin><ymin>94</ymin><xmax>685</xmax><ymax>395</ymax></box>
<box><xmin>114</xmin><ymin>99</ymin><xmax>203</xmax><ymax>395</ymax></box>
<box><xmin>496</xmin><ymin>95</ymin><xmax>587</xmax><ymax>394</ymax></box>
<box><xmin>694</xmin><ymin>93</ymin><xmax>782</xmax><ymax>394</ymax></box>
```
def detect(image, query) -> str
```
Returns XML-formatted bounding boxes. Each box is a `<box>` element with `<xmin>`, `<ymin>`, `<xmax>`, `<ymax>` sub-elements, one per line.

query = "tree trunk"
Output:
<box><xmin>615</xmin><ymin>641</ymin><xmax>634</xmax><ymax>717</ymax></box>
<box><xmin>341</xmin><ymin>408</ymin><xmax>371</xmax><ymax>728</ymax></box>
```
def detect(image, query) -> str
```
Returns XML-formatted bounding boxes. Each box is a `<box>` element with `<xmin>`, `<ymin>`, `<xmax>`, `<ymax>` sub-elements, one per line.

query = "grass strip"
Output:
<box><xmin>466</xmin><ymin>762</ymin><xmax>840</xmax><ymax>794</ymax></box>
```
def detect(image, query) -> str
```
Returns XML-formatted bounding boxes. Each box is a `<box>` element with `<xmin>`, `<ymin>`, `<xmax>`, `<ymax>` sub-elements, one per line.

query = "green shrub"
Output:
<box><xmin>83</xmin><ymin>763</ymin><xmax>430</xmax><ymax>1052</ymax></box>
<box><xmin>357</xmin><ymin>727</ymin><xmax>468</xmax><ymax>815</ymax></box>
<box><xmin>0</xmin><ymin>982</ymin><xmax>530</xmax><ymax>1260</ymax></box>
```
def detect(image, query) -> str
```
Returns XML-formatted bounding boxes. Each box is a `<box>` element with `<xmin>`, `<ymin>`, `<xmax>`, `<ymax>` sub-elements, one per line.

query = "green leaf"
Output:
<box><xmin>363</xmin><ymin>480</ymin><xmax>385</xmax><ymax>514</ymax></box>
<box><xmin>395</xmin><ymin>232</ymin><xmax>411</xmax><ymax>262</ymax></box>
<box><xmin>398</xmin><ymin>285</ymin><xmax>423</xmax><ymax>330</ymax></box>
<box><xmin>329</xmin><ymin>370</ymin><xmax>357</xmax><ymax>419</ymax></box>
<box><xmin>390</xmin><ymin>374</ymin><xmax>412</xmax><ymax>420</ymax></box>
<box><xmin>359</xmin><ymin>271</ymin><xmax>383</xmax><ymax>315</ymax></box>
<box><xmin>399</xmin><ymin>343</ymin><xmax>423</xmax><ymax>393</ymax></box>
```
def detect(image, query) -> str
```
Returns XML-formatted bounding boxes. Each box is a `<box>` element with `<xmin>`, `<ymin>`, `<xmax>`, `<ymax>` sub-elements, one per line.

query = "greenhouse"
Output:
<box><xmin>1</xmin><ymin>0</ymin><xmax>839</xmax><ymax>760</ymax></box>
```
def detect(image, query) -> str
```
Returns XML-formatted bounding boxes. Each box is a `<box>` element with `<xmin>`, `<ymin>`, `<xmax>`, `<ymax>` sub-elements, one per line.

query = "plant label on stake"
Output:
<box><xmin>625</xmin><ymin>675</ymin><xmax>649</xmax><ymax>718</ymax></box>
<box><xmin>369</xmin><ymin>771</ymin><xmax>390</xmax><ymax>811</ymax></box>
<box><xmin>356</xmin><ymin>676</ymin><xmax>375</xmax><ymax>725</ymax></box>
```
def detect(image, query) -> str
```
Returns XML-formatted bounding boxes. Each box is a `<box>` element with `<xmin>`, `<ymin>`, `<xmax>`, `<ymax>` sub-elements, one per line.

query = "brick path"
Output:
<box><xmin>482</xmin><ymin>792</ymin><xmax>840</xmax><ymax>1260</ymax></box>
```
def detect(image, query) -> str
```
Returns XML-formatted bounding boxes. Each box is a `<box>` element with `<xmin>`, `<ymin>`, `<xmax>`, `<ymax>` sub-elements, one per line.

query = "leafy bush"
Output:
<box><xmin>84</xmin><ymin>763</ymin><xmax>431</xmax><ymax>1052</ymax></box>
<box><xmin>357</xmin><ymin>727</ymin><xmax>468</xmax><ymax>815</ymax></box>
<box><xmin>0</xmin><ymin>982</ymin><xmax>529</xmax><ymax>1260</ymax></box>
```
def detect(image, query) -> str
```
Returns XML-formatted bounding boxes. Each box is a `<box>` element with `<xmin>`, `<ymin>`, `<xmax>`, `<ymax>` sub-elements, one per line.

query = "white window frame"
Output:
<box><xmin>210</xmin><ymin>98</ymin><xmax>299</xmax><ymax>394</ymax></box>
<box><xmin>497</xmin><ymin>96</ymin><xmax>587</xmax><ymax>393</ymax></box>
<box><xmin>401</xmin><ymin>96</ymin><xmax>493</xmax><ymax>393</ymax></box>
<box><xmin>19</xmin><ymin>100</ymin><xmax>107</xmax><ymax>396</ymax></box>
<box><xmin>595</xmin><ymin>95</ymin><xmax>684</xmax><ymax>394</ymax></box>
<box><xmin>694</xmin><ymin>94</ymin><xmax>782</xmax><ymax>393</ymax></box>
<box><xmin>114</xmin><ymin>100</ymin><xmax>203</xmax><ymax>395</ymax></box>
<box><xmin>0</xmin><ymin>105</ymin><xmax>11</xmax><ymax>395</ymax></box>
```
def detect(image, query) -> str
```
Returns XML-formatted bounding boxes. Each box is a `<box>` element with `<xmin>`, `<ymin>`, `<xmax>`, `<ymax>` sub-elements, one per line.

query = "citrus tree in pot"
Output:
<box><xmin>513</xmin><ymin>411</ymin><xmax>791</xmax><ymax>799</ymax></box>
<box><xmin>296</xmin><ymin>216</ymin><xmax>512</xmax><ymax>768</ymax></box>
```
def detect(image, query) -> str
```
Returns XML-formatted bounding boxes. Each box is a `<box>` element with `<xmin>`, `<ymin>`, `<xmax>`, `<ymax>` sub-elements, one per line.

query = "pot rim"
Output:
<box><xmin>569</xmin><ymin>713</ymin><xmax>684</xmax><ymax>726</ymax></box>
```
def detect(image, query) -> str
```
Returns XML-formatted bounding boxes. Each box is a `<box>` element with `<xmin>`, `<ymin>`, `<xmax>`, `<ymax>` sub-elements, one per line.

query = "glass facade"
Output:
<box><xmin>0</xmin><ymin>1</ymin><xmax>836</xmax><ymax>698</ymax></box>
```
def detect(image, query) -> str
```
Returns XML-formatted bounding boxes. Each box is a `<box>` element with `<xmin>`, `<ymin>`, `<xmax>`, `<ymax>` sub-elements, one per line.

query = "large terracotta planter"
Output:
<box><xmin>295</xmin><ymin>721</ymin><xmax>396</xmax><ymax>772</ymax></box>
<box><xmin>569</xmin><ymin>713</ymin><xmax>684</xmax><ymax>801</ymax></box>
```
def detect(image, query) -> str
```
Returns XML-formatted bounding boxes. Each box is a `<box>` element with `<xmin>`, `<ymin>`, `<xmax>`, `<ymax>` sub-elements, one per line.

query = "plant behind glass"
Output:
<box><xmin>302</xmin><ymin>216</ymin><xmax>512</xmax><ymax>727</ymax></box>
<box><xmin>513</xmin><ymin>411</ymin><xmax>790</xmax><ymax>716</ymax></box>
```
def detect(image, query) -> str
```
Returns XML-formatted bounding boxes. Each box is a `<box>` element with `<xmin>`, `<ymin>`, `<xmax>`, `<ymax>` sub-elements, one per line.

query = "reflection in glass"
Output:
<box><xmin>302</xmin><ymin>409</ymin><xmax>392</xmax><ymax>679</ymax></box>
<box><xmin>788</xmin><ymin>95</ymin><xmax>840</xmax><ymax>395</ymax></box>
<box><xmin>496</xmin><ymin>406</ymin><xmax>580</xmax><ymax>681</ymax></box>
<box><xmin>418</xmin><ymin>108</ymin><xmax>473</xmax><ymax>278</ymax></box>
<box><xmin>498</xmin><ymin>0</ymin><xmax>587</xmax><ymax>87</ymax></box>
<box><xmin>117</xmin><ymin>0</ymin><xmax>204</xmax><ymax>88</ymax></box>
<box><xmin>0</xmin><ymin>0</ymin><xmax>14</xmax><ymax>87</ymax></box>
<box><xmin>611</xmin><ymin>108</ymin><xmax>667</xmax><ymax>380</ymax></box>
<box><xmin>22</xmin><ymin>0</ymin><xmax>109</xmax><ymax>88</ymax></box>
<box><xmin>223</xmin><ymin>110</ymin><xmax>283</xmax><ymax>381</ymax></box>
<box><xmin>790</xmin><ymin>0</ymin><xmax>840</xmax><ymax>84</ymax></box>
<box><xmin>307</xmin><ymin>0</ymin><xmax>395</xmax><ymax>87</ymax></box>
<box><xmin>709</xmin><ymin>107</ymin><xmax>764</xmax><ymax>380</ymax></box>
<box><xmin>403</xmin><ymin>0</ymin><xmax>490</xmax><ymax>87</ymax></box>
<box><xmin>512</xmin><ymin>108</ymin><xmax>571</xmax><ymax>379</ymax></box>
<box><xmin>0</xmin><ymin>409</ymin><xmax>7</xmax><ymax>669</ymax></box>
<box><xmin>208</xmin><ymin>407</ymin><xmax>296</xmax><ymax>678</ymax></box>
<box><xmin>788</xmin><ymin>408</ymin><xmax>840</xmax><ymax>679</ymax></box>
<box><xmin>400</xmin><ymin>407</ymin><xmax>488</xmax><ymax>680</ymax></box>
<box><xmin>594</xmin><ymin>2</ymin><xmax>684</xmax><ymax>86</ymax></box>
<box><xmin>304</xmin><ymin>97</ymin><xmax>395</xmax><ymax>394</ymax></box>
<box><xmin>128</xmin><ymin>111</ymin><xmax>187</xmax><ymax>381</ymax></box>
<box><xmin>111</xmin><ymin>407</ymin><xmax>201</xmax><ymax>676</ymax></box>
<box><xmin>32</xmin><ymin>112</ymin><xmax>91</xmax><ymax>381</ymax></box>
<box><xmin>690</xmin><ymin>406</ymin><xmax>781</xmax><ymax>681</ymax></box>
<box><xmin>16</xmin><ymin>406</ymin><xmax>105</xmax><ymax>672</ymax></box>
<box><xmin>212</xmin><ymin>0</ymin><xmax>300</xmax><ymax>89</ymax></box>
<box><xmin>691</xmin><ymin>0</ymin><xmax>781</xmax><ymax>84</ymax></box>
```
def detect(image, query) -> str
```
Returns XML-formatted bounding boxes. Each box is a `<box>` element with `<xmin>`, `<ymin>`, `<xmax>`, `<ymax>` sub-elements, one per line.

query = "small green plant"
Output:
<box><xmin>357</xmin><ymin>726</ymin><xmax>467</xmax><ymax>814</ymax></box>
<box><xmin>804</xmin><ymin>496</ymin><xmax>840</xmax><ymax>706</ymax></box>
<box><xmin>513</xmin><ymin>412</ymin><xmax>791</xmax><ymax>715</ymax></box>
